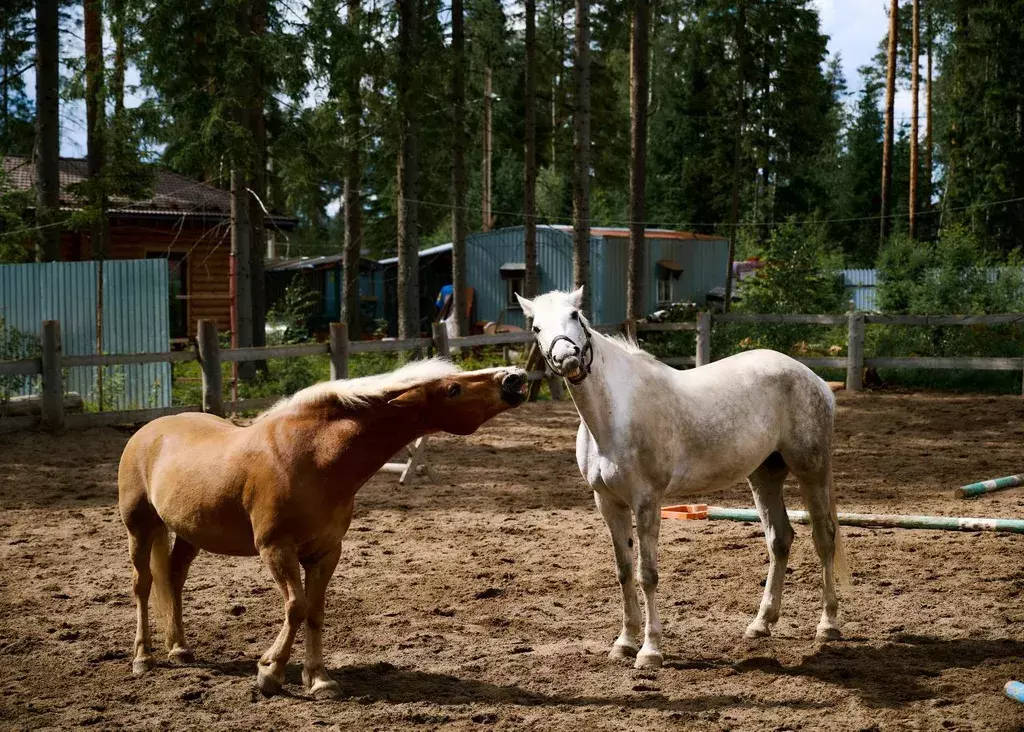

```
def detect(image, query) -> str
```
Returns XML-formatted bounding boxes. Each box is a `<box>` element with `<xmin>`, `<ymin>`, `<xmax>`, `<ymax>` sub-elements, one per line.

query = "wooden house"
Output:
<box><xmin>1</xmin><ymin>156</ymin><xmax>297</xmax><ymax>340</ymax></box>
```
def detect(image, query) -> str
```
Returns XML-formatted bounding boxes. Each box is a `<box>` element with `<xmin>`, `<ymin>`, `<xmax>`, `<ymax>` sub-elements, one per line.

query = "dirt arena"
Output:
<box><xmin>2</xmin><ymin>392</ymin><xmax>1024</xmax><ymax>731</ymax></box>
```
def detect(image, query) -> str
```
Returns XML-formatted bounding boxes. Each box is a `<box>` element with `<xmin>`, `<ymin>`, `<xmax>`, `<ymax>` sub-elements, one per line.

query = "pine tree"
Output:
<box><xmin>35</xmin><ymin>0</ymin><xmax>60</xmax><ymax>262</ymax></box>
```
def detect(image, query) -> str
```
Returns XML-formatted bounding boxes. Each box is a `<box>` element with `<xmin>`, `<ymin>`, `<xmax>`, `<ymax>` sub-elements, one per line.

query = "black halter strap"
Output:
<box><xmin>544</xmin><ymin>324</ymin><xmax>594</xmax><ymax>385</ymax></box>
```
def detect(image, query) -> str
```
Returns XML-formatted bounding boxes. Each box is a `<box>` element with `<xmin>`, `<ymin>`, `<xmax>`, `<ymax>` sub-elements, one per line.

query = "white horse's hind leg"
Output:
<box><xmin>745</xmin><ymin>454</ymin><xmax>793</xmax><ymax>639</ymax></box>
<box><xmin>797</xmin><ymin>469</ymin><xmax>842</xmax><ymax>641</ymax></box>
<box><xmin>633</xmin><ymin>500</ymin><xmax>663</xmax><ymax>669</ymax></box>
<box><xmin>594</xmin><ymin>490</ymin><xmax>642</xmax><ymax>661</ymax></box>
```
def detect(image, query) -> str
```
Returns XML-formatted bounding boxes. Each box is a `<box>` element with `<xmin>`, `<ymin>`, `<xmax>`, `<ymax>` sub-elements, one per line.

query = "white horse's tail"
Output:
<box><xmin>149</xmin><ymin>524</ymin><xmax>175</xmax><ymax>648</ymax></box>
<box><xmin>828</xmin><ymin>476</ymin><xmax>853</xmax><ymax>590</ymax></box>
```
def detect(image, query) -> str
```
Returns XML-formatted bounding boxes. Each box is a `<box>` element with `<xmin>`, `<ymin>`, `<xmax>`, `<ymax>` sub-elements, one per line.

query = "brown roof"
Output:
<box><xmin>1</xmin><ymin>155</ymin><xmax>296</xmax><ymax>226</ymax></box>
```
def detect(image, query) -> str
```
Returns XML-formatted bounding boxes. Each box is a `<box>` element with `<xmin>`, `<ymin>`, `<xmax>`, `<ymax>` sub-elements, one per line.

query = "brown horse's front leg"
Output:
<box><xmin>257</xmin><ymin>544</ymin><xmax>306</xmax><ymax>697</ymax></box>
<box><xmin>301</xmin><ymin>544</ymin><xmax>343</xmax><ymax>699</ymax></box>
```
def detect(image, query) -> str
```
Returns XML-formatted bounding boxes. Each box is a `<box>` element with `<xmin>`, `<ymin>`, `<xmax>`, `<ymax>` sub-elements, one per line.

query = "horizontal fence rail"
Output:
<box><xmin>3</xmin><ymin>311</ymin><xmax>1024</xmax><ymax>433</ymax></box>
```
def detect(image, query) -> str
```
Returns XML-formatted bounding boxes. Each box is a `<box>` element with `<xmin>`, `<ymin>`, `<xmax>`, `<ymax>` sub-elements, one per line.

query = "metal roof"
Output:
<box><xmin>2</xmin><ymin>155</ymin><xmax>297</xmax><ymax>227</ymax></box>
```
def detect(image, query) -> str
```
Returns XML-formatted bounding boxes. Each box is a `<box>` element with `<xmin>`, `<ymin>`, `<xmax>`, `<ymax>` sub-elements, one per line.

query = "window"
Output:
<box><xmin>499</xmin><ymin>262</ymin><xmax>527</xmax><ymax>308</ymax></box>
<box><xmin>506</xmin><ymin>276</ymin><xmax>525</xmax><ymax>307</ymax></box>
<box><xmin>147</xmin><ymin>253</ymin><xmax>189</xmax><ymax>340</ymax></box>
<box><xmin>656</xmin><ymin>259</ymin><xmax>683</xmax><ymax>305</ymax></box>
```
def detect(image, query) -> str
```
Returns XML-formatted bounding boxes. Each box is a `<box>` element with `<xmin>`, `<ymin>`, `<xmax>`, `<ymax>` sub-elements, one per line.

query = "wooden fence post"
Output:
<box><xmin>696</xmin><ymin>312</ymin><xmax>712</xmax><ymax>367</ymax></box>
<box><xmin>432</xmin><ymin>321</ymin><xmax>450</xmax><ymax>359</ymax></box>
<box><xmin>329</xmin><ymin>322</ymin><xmax>349</xmax><ymax>380</ymax></box>
<box><xmin>197</xmin><ymin>319</ymin><xmax>223</xmax><ymax>416</ymax></box>
<box><xmin>40</xmin><ymin>320</ymin><xmax>64</xmax><ymax>431</ymax></box>
<box><xmin>846</xmin><ymin>310</ymin><xmax>865</xmax><ymax>392</ymax></box>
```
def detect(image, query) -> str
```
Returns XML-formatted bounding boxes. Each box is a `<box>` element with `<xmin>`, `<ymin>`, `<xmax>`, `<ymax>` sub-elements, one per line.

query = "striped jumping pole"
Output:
<box><xmin>661</xmin><ymin>505</ymin><xmax>1024</xmax><ymax>535</ymax></box>
<box><xmin>955</xmin><ymin>474</ymin><xmax>1024</xmax><ymax>499</ymax></box>
<box><xmin>1004</xmin><ymin>681</ymin><xmax>1024</xmax><ymax>704</ymax></box>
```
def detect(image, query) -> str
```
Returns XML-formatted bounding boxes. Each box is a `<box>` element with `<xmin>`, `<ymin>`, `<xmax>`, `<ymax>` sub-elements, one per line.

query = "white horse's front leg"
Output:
<box><xmin>594</xmin><ymin>490</ymin><xmax>642</xmax><ymax>661</ymax></box>
<box><xmin>633</xmin><ymin>499</ymin><xmax>663</xmax><ymax>669</ymax></box>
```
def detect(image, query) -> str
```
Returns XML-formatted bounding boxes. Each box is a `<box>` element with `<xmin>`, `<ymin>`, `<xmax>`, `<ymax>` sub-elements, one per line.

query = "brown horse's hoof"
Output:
<box><xmin>132</xmin><ymin>656</ymin><xmax>155</xmax><ymax>676</ymax></box>
<box><xmin>168</xmin><ymin>646</ymin><xmax>195</xmax><ymax>664</ymax></box>
<box><xmin>609</xmin><ymin>643</ymin><xmax>638</xmax><ymax>663</ymax></box>
<box><xmin>257</xmin><ymin>666</ymin><xmax>283</xmax><ymax>697</ymax></box>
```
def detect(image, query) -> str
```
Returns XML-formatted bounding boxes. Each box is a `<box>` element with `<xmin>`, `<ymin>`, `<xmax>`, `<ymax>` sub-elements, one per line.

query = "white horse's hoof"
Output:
<box><xmin>168</xmin><ymin>646</ymin><xmax>194</xmax><ymax>663</ymax></box>
<box><xmin>816</xmin><ymin>626</ymin><xmax>842</xmax><ymax>642</ymax></box>
<box><xmin>634</xmin><ymin>650</ymin><xmax>663</xmax><ymax>669</ymax></box>
<box><xmin>257</xmin><ymin>665</ymin><xmax>284</xmax><ymax>697</ymax></box>
<box><xmin>132</xmin><ymin>656</ymin><xmax>154</xmax><ymax>676</ymax></box>
<box><xmin>609</xmin><ymin>643</ymin><xmax>638</xmax><ymax>662</ymax></box>
<box><xmin>309</xmin><ymin>678</ymin><xmax>341</xmax><ymax>700</ymax></box>
<box><xmin>744</xmin><ymin>621</ymin><xmax>772</xmax><ymax>639</ymax></box>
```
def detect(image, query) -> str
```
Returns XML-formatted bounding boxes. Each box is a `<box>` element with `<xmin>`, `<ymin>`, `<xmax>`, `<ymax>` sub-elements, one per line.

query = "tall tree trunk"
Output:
<box><xmin>343</xmin><ymin>0</ymin><xmax>364</xmax><ymax>337</ymax></box>
<box><xmin>396</xmin><ymin>0</ymin><xmax>420</xmax><ymax>338</ymax></box>
<box><xmin>451</xmin><ymin>0</ymin><xmax>468</xmax><ymax>336</ymax></box>
<box><xmin>35</xmin><ymin>0</ymin><xmax>60</xmax><ymax>262</ymax></box>
<box><xmin>523</xmin><ymin>0</ymin><xmax>538</xmax><ymax>300</ymax></box>
<box><xmin>249</xmin><ymin>0</ymin><xmax>267</xmax><ymax>351</ymax></box>
<box><xmin>908</xmin><ymin>0</ymin><xmax>920</xmax><ymax>239</ymax></box>
<box><xmin>723</xmin><ymin>0</ymin><xmax>746</xmax><ymax>313</ymax></box>
<box><xmin>572</xmin><ymin>0</ymin><xmax>591</xmax><ymax>313</ymax></box>
<box><xmin>879</xmin><ymin>0</ymin><xmax>899</xmax><ymax>246</ymax></box>
<box><xmin>924</xmin><ymin>21</ymin><xmax>933</xmax><ymax>211</ymax></box>
<box><xmin>231</xmin><ymin>168</ymin><xmax>254</xmax><ymax>359</ymax></box>
<box><xmin>481</xmin><ymin>66</ymin><xmax>493</xmax><ymax>232</ymax></box>
<box><xmin>85</xmin><ymin>0</ymin><xmax>110</xmax><ymax>259</ymax></box>
<box><xmin>111</xmin><ymin>0</ymin><xmax>125</xmax><ymax>118</ymax></box>
<box><xmin>626</xmin><ymin>0</ymin><xmax>649</xmax><ymax>328</ymax></box>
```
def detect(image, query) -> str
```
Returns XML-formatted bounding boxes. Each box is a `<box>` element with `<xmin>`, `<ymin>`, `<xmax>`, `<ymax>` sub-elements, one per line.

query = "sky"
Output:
<box><xmin>32</xmin><ymin>0</ymin><xmax>914</xmax><ymax>158</ymax></box>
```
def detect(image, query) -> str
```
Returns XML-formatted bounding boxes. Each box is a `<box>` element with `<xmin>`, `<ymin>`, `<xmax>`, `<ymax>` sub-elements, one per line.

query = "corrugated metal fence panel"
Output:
<box><xmin>102</xmin><ymin>259</ymin><xmax>171</xmax><ymax>409</ymax></box>
<box><xmin>0</xmin><ymin>260</ymin><xmax>169</xmax><ymax>409</ymax></box>
<box><xmin>841</xmin><ymin>269</ymin><xmax>878</xmax><ymax>312</ymax></box>
<box><xmin>592</xmin><ymin>233</ymin><xmax>623</xmax><ymax>324</ymax></box>
<box><xmin>0</xmin><ymin>261</ymin><xmax>98</xmax><ymax>399</ymax></box>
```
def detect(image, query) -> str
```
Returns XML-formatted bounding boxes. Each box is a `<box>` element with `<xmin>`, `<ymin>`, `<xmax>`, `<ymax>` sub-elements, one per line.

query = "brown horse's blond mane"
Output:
<box><xmin>256</xmin><ymin>358</ymin><xmax>461</xmax><ymax>420</ymax></box>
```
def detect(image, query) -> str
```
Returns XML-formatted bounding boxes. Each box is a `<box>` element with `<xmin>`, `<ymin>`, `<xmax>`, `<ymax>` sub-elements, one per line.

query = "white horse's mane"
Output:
<box><xmin>257</xmin><ymin>357</ymin><xmax>461</xmax><ymax>420</ymax></box>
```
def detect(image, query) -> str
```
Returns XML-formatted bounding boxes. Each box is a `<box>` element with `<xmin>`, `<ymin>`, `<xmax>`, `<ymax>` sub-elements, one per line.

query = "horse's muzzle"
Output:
<box><xmin>501</xmin><ymin>370</ymin><xmax>529</xmax><ymax>405</ymax></box>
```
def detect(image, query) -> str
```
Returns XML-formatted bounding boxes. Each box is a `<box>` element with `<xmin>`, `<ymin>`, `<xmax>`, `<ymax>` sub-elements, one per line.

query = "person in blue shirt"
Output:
<box><xmin>435</xmin><ymin>284</ymin><xmax>454</xmax><ymax>312</ymax></box>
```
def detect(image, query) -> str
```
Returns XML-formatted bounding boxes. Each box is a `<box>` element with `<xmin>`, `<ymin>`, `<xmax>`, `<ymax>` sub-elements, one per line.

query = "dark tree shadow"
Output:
<box><xmin>734</xmin><ymin>635</ymin><xmax>1024</xmax><ymax>708</ymax></box>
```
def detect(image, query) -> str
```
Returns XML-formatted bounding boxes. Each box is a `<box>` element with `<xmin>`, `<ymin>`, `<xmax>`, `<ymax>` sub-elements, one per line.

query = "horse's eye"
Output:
<box><xmin>532</xmin><ymin>326</ymin><xmax>540</xmax><ymax>334</ymax></box>
<box><xmin>570</xmin><ymin>311</ymin><xmax>579</xmax><ymax>320</ymax></box>
<box><xmin>446</xmin><ymin>383</ymin><xmax>461</xmax><ymax>397</ymax></box>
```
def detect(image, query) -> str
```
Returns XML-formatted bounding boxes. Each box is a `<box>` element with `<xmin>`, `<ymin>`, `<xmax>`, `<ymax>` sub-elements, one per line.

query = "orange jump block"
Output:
<box><xmin>660</xmin><ymin>504</ymin><xmax>708</xmax><ymax>520</ymax></box>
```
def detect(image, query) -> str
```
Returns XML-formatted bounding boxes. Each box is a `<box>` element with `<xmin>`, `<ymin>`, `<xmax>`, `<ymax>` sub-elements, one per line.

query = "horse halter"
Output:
<box><xmin>544</xmin><ymin>324</ymin><xmax>595</xmax><ymax>385</ymax></box>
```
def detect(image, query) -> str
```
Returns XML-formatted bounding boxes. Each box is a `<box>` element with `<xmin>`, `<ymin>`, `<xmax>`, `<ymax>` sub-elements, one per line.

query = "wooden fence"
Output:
<box><xmin>2</xmin><ymin>311</ymin><xmax>1023</xmax><ymax>433</ymax></box>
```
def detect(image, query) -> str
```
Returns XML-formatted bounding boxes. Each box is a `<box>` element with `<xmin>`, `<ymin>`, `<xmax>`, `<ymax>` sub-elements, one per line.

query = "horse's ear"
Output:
<box><xmin>568</xmin><ymin>286</ymin><xmax>585</xmax><ymax>310</ymax></box>
<box><xmin>387</xmin><ymin>386</ymin><xmax>427</xmax><ymax>408</ymax></box>
<box><xmin>514</xmin><ymin>292</ymin><xmax>534</xmax><ymax>319</ymax></box>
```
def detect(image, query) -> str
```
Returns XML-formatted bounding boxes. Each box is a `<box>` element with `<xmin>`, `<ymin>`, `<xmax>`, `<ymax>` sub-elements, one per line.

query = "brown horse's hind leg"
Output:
<box><xmin>302</xmin><ymin>544</ymin><xmax>342</xmax><ymax>699</ymax></box>
<box><xmin>127</xmin><ymin>529</ymin><xmax>157</xmax><ymax>675</ymax></box>
<box><xmin>166</xmin><ymin>536</ymin><xmax>200</xmax><ymax>662</ymax></box>
<box><xmin>256</xmin><ymin>544</ymin><xmax>306</xmax><ymax>697</ymax></box>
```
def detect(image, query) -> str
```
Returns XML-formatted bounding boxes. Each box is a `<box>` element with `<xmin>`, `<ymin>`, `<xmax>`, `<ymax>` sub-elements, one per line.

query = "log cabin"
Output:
<box><xmin>2</xmin><ymin>156</ymin><xmax>297</xmax><ymax>341</ymax></box>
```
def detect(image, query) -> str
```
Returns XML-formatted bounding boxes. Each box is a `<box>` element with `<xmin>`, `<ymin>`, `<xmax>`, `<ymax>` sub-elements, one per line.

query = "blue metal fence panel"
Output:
<box><xmin>841</xmin><ymin>269</ymin><xmax>878</xmax><ymax>312</ymax></box>
<box><xmin>102</xmin><ymin>259</ymin><xmax>171</xmax><ymax>409</ymax></box>
<box><xmin>0</xmin><ymin>260</ymin><xmax>170</xmax><ymax>409</ymax></box>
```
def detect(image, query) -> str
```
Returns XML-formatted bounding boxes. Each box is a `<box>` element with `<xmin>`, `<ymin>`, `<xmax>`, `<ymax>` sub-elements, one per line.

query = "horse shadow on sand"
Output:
<box><xmin>199</xmin><ymin>658</ymin><xmax>826</xmax><ymax>715</ymax></box>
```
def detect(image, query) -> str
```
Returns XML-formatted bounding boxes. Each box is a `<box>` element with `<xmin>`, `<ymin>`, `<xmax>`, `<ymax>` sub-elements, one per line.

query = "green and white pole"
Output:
<box><xmin>704</xmin><ymin>507</ymin><xmax>1024</xmax><ymax>535</ymax></box>
<box><xmin>955</xmin><ymin>474</ymin><xmax>1024</xmax><ymax>499</ymax></box>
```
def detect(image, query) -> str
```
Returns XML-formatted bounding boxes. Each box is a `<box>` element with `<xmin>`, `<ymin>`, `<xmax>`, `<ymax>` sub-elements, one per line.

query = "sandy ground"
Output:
<box><xmin>2</xmin><ymin>392</ymin><xmax>1024</xmax><ymax>731</ymax></box>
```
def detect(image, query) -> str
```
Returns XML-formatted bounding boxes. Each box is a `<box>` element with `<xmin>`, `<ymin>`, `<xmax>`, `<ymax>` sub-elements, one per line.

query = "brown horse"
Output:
<box><xmin>118</xmin><ymin>359</ymin><xmax>528</xmax><ymax>698</ymax></box>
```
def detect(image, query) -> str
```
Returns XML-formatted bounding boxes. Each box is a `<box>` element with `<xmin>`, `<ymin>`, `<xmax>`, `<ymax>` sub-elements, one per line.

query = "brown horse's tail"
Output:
<box><xmin>149</xmin><ymin>524</ymin><xmax>175</xmax><ymax>648</ymax></box>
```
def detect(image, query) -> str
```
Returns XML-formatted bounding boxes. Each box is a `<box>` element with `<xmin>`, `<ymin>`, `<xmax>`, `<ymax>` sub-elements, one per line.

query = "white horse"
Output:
<box><xmin>516</xmin><ymin>288</ymin><xmax>850</xmax><ymax>669</ymax></box>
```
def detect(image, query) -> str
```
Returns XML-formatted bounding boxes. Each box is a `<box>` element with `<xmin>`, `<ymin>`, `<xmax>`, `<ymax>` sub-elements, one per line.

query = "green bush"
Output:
<box><xmin>0</xmin><ymin>316</ymin><xmax>40</xmax><ymax>403</ymax></box>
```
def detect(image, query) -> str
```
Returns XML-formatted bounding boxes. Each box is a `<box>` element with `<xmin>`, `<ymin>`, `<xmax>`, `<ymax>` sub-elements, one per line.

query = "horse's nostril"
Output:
<box><xmin>502</xmin><ymin>373</ymin><xmax>523</xmax><ymax>390</ymax></box>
